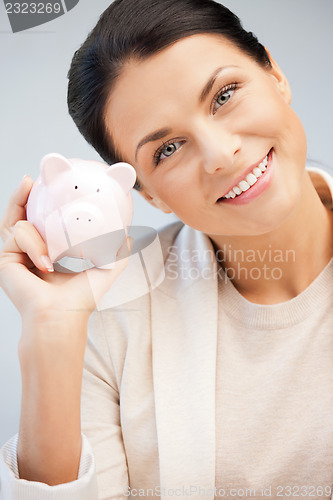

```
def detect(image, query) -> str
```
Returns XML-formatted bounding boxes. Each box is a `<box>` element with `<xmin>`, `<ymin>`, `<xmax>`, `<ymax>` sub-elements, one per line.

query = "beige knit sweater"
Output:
<box><xmin>215</xmin><ymin>254</ymin><xmax>333</xmax><ymax>499</ymax></box>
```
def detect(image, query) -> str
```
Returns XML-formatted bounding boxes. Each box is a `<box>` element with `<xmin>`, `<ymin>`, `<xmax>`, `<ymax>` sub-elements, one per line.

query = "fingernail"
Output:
<box><xmin>40</xmin><ymin>255</ymin><xmax>54</xmax><ymax>272</ymax></box>
<box><xmin>19</xmin><ymin>174</ymin><xmax>29</xmax><ymax>187</ymax></box>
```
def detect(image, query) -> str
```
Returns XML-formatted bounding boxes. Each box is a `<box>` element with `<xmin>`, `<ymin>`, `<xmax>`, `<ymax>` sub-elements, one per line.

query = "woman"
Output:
<box><xmin>1</xmin><ymin>0</ymin><xmax>333</xmax><ymax>498</ymax></box>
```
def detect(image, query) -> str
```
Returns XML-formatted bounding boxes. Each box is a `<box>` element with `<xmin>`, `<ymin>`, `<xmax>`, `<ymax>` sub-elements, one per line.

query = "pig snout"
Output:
<box><xmin>61</xmin><ymin>202</ymin><xmax>115</xmax><ymax>246</ymax></box>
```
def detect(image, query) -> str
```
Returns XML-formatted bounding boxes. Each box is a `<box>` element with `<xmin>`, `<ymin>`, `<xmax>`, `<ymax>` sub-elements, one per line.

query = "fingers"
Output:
<box><xmin>0</xmin><ymin>175</ymin><xmax>34</xmax><ymax>243</ymax></box>
<box><xmin>1</xmin><ymin>220</ymin><xmax>53</xmax><ymax>273</ymax></box>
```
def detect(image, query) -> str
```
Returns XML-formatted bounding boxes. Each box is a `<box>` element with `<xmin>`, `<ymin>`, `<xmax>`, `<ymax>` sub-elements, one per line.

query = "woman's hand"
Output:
<box><xmin>0</xmin><ymin>174</ymin><xmax>134</xmax><ymax>485</ymax></box>
<box><xmin>0</xmin><ymin>174</ymin><xmax>132</xmax><ymax>325</ymax></box>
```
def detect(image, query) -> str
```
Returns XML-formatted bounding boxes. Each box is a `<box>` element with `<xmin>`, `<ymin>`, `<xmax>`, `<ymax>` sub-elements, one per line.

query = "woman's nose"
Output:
<box><xmin>196</xmin><ymin>121</ymin><xmax>241</xmax><ymax>175</ymax></box>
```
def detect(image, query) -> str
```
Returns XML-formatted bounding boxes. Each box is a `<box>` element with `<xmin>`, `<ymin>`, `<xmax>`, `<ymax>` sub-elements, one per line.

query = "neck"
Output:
<box><xmin>208</xmin><ymin>171</ymin><xmax>333</xmax><ymax>305</ymax></box>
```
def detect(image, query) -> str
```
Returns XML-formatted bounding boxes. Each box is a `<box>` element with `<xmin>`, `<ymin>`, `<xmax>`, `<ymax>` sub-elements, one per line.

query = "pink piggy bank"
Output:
<box><xmin>26</xmin><ymin>153</ymin><xmax>137</xmax><ymax>271</ymax></box>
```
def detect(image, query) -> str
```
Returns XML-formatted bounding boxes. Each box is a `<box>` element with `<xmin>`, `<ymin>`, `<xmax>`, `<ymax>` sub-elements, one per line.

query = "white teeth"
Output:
<box><xmin>252</xmin><ymin>167</ymin><xmax>262</xmax><ymax>178</ymax></box>
<box><xmin>220</xmin><ymin>153</ymin><xmax>269</xmax><ymax>200</ymax></box>
<box><xmin>259</xmin><ymin>157</ymin><xmax>268</xmax><ymax>172</ymax></box>
<box><xmin>245</xmin><ymin>173</ymin><xmax>258</xmax><ymax>186</ymax></box>
<box><xmin>239</xmin><ymin>180</ymin><xmax>251</xmax><ymax>192</ymax></box>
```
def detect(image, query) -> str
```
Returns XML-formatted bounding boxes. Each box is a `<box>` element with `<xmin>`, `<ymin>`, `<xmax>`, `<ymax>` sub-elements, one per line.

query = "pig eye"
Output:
<box><xmin>75</xmin><ymin>186</ymin><xmax>78</xmax><ymax>190</ymax></box>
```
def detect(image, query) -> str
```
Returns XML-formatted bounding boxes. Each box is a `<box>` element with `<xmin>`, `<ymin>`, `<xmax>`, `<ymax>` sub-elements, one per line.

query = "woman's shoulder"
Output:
<box><xmin>156</xmin><ymin>219</ymin><xmax>185</xmax><ymax>253</ymax></box>
<box><xmin>306</xmin><ymin>164</ymin><xmax>333</xmax><ymax>209</ymax></box>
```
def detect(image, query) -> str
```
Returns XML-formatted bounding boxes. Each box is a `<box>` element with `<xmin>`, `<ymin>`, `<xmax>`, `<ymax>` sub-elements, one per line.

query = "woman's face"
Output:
<box><xmin>104</xmin><ymin>33</ymin><xmax>307</xmax><ymax>236</ymax></box>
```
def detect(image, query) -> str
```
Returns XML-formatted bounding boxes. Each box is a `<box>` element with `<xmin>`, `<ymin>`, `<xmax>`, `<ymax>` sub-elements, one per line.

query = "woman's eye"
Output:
<box><xmin>154</xmin><ymin>140</ymin><xmax>183</xmax><ymax>165</ymax></box>
<box><xmin>212</xmin><ymin>84</ymin><xmax>238</xmax><ymax>114</ymax></box>
<box><xmin>161</xmin><ymin>143</ymin><xmax>177</xmax><ymax>158</ymax></box>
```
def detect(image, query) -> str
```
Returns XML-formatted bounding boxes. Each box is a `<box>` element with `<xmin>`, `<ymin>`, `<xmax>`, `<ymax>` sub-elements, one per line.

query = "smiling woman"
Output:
<box><xmin>1</xmin><ymin>0</ymin><xmax>333</xmax><ymax>499</ymax></box>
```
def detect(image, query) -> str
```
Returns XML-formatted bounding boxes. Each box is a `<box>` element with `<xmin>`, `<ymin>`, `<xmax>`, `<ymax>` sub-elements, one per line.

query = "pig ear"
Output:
<box><xmin>40</xmin><ymin>153</ymin><xmax>73</xmax><ymax>186</ymax></box>
<box><xmin>106</xmin><ymin>162</ymin><xmax>137</xmax><ymax>193</ymax></box>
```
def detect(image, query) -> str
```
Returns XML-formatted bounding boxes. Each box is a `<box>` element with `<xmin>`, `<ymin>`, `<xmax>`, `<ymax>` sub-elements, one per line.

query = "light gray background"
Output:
<box><xmin>0</xmin><ymin>0</ymin><xmax>332</xmax><ymax>446</ymax></box>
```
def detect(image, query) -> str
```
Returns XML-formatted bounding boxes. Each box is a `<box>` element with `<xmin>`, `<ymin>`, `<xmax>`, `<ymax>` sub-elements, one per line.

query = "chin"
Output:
<box><xmin>248</xmin><ymin>193</ymin><xmax>302</xmax><ymax>236</ymax></box>
<box><xmin>214</xmin><ymin>192</ymin><xmax>302</xmax><ymax>237</ymax></box>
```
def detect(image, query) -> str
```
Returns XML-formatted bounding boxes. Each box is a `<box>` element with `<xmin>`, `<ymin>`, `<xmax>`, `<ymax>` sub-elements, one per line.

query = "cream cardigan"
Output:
<box><xmin>1</xmin><ymin>166</ymin><xmax>333</xmax><ymax>500</ymax></box>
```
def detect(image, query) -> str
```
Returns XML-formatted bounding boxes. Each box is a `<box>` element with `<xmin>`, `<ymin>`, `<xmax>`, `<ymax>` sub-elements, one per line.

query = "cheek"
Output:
<box><xmin>237</xmin><ymin>88</ymin><xmax>307</xmax><ymax>171</ymax></box>
<box><xmin>147</xmin><ymin>163</ymin><xmax>194</xmax><ymax>204</ymax></box>
<box><xmin>233</xmin><ymin>86</ymin><xmax>290</xmax><ymax>137</ymax></box>
<box><xmin>150</xmin><ymin>169</ymin><xmax>202</xmax><ymax>223</ymax></box>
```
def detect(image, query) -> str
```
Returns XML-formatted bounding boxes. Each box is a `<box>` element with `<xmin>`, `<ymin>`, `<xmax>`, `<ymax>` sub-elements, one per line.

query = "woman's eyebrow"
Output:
<box><xmin>135</xmin><ymin>65</ymin><xmax>238</xmax><ymax>161</ymax></box>
<box><xmin>135</xmin><ymin>128</ymin><xmax>172</xmax><ymax>162</ymax></box>
<box><xmin>199</xmin><ymin>65</ymin><xmax>238</xmax><ymax>102</ymax></box>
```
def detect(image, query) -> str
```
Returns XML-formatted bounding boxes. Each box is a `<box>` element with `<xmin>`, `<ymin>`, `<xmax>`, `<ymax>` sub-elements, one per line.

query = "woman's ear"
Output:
<box><xmin>264</xmin><ymin>47</ymin><xmax>292</xmax><ymax>104</ymax></box>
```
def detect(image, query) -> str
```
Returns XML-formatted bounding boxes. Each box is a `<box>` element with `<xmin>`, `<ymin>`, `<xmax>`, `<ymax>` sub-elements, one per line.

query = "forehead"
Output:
<box><xmin>104</xmin><ymin>33</ymin><xmax>259</xmax><ymax>160</ymax></box>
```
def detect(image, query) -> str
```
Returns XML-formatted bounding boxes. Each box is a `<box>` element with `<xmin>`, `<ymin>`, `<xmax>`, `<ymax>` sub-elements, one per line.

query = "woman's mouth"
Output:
<box><xmin>216</xmin><ymin>148</ymin><xmax>274</xmax><ymax>206</ymax></box>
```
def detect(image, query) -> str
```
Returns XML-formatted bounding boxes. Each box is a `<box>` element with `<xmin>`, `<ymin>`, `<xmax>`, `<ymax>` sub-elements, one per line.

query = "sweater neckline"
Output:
<box><xmin>217</xmin><ymin>256</ymin><xmax>333</xmax><ymax>330</ymax></box>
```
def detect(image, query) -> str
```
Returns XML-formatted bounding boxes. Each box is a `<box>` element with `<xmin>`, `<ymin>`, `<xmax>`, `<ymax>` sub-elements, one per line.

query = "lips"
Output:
<box><xmin>216</xmin><ymin>149</ymin><xmax>273</xmax><ymax>202</ymax></box>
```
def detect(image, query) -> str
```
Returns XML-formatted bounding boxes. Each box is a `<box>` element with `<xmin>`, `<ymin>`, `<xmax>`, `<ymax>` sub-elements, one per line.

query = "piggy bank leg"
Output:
<box><xmin>95</xmin><ymin>262</ymin><xmax>117</xmax><ymax>270</ymax></box>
